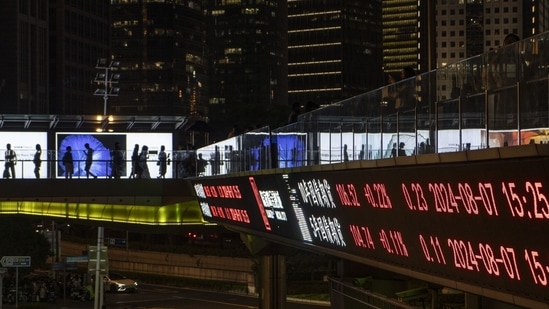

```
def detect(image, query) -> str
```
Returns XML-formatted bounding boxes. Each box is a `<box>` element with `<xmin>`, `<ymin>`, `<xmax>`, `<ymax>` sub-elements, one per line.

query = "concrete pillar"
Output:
<box><xmin>259</xmin><ymin>254</ymin><xmax>286</xmax><ymax>309</ymax></box>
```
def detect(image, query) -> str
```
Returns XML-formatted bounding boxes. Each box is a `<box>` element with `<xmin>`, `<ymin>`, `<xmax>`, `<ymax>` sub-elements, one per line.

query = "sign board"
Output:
<box><xmin>52</xmin><ymin>262</ymin><xmax>78</xmax><ymax>271</ymax></box>
<box><xmin>66</xmin><ymin>256</ymin><xmax>89</xmax><ymax>263</ymax></box>
<box><xmin>107</xmin><ymin>237</ymin><xmax>127</xmax><ymax>247</ymax></box>
<box><xmin>87</xmin><ymin>246</ymin><xmax>109</xmax><ymax>275</ymax></box>
<box><xmin>1</xmin><ymin>256</ymin><xmax>31</xmax><ymax>267</ymax></box>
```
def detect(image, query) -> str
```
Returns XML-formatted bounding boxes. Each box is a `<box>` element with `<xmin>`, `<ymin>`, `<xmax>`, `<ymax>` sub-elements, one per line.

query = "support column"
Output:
<box><xmin>464</xmin><ymin>293</ymin><xmax>480</xmax><ymax>309</ymax></box>
<box><xmin>259</xmin><ymin>254</ymin><xmax>286</xmax><ymax>309</ymax></box>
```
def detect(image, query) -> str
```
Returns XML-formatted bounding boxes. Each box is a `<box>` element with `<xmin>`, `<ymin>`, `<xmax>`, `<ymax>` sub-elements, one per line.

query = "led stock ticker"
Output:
<box><xmin>191</xmin><ymin>158</ymin><xmax>549</xmax><ymax>302</ymax></box>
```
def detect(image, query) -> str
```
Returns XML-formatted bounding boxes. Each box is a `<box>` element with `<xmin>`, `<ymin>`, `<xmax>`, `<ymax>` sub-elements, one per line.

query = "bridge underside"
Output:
<box><xmin>0</xmin><ymin>179</ymin><xmax>205</xmax><ymax>227</ymax></box>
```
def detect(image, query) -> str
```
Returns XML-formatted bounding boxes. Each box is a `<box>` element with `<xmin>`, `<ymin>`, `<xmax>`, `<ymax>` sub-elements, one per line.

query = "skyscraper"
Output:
<box><xmin>383</xmin><ymin>1</ymin><xmax>422</xmax><ymax>76</ymax></box>
<box><xmin>49</xmin><ymin>0</ymin><xmax>111</xmax><ymax>115</ymax></box>
<box><xmin>110</xmin><ymin>0</ymin><xmax>208</xmax><ymax>116</ymax></box>
<box><xmin>288</xmin><ymin>0</ymin><xmax>383</xmax><ymax>107</ymax></box>
<box><xmin>0</xmin><ymin>0</ymin><xmax>51</xmax><ymax>113</ymax></box>
<box><xmin>205</xmin><ymin>0</ymin><xmax>287</xmax><ymax>137</ymax></box>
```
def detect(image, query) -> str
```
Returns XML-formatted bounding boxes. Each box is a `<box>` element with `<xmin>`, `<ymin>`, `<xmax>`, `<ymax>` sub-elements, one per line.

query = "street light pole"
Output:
<box><xmin>94</xmin><ymin>58</ymin><xmax>120</xmax><ymax>116</ymax></box>
<box><xmin>94</xmin><ymin>226</ymin><xmax>104</xmax><ymax>309</ymax></box>
<box><xmin>102</xmin><ymin>66</ymin><xmax>108</xmax><ymax>116</ymax></box>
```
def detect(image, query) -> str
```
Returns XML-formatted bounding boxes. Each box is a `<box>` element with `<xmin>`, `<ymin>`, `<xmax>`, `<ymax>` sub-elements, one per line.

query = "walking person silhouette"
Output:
<box><xmin>62</xmin><ymin>146</ymin><xmax>74</xmax><ymax>179</ymax></box>
<box><xmin>84</xmin><ymin>143</ymin><xmax>98</xmax><ymax>179</ymax></box>
<box><xmin>33</xmin><ymin>144</ymin><xmax>42</xmax><ymax>179</ymax></box>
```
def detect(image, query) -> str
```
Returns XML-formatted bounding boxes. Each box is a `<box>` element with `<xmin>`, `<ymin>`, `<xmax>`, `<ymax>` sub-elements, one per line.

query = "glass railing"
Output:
<box><xmin>196</xmin><ymin>31</ymin><xmax>549</xmax><ymax>176</ymax></box>
<box><xmin>0</xmin><ymin>149</ymin><xmax>199</xmax><ymax>179</ymax></box>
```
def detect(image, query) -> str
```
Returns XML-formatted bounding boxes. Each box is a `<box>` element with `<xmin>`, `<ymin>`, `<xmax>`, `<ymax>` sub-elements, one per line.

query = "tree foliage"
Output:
<box><xmin>0</xmin><ymin>217</ymin><xmax>51</xmax><ymax>270</ymax></box>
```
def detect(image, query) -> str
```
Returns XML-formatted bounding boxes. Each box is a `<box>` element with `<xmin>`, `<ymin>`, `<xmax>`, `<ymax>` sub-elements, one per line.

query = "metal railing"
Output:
<box><xmin>329</xmin><ymin>277</ymin><xmax>420</xmax><ymax>309</ymax></box>
<box><xmin>0</xmin><ymin>150</ymin><xmax>200</xmax><ymax>179</ymax></box>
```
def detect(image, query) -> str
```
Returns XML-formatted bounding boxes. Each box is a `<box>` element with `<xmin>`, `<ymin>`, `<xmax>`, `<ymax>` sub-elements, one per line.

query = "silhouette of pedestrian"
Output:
<box><xmin>129</xmin><ymin>144</ymin><xmax>139</xmax><ymax>178</ymax></box>
<box><xmin>111</xmin><ymin>142</ymin><xmax>124</xmax><ymax>179</ymax></box>
<box><xmin>62</xmin><ymin>146</ymin><xmax>74</xmax><ymax>179</ymax></box>
<box><xmin>390</xmin><ymin>143</ymin><xmax>397</xmax><ymax>158</ymax></box>
<box><xmin>33</xmin><ymin>144</ymin><xmax>42</xmax><ymax>179</ymax></box>
<box><xmin>84</xmin><ymin>143</ymin><xmax>98</xmax><ymax>179</ymax></box>
<box><xmin>197</xmin><ymin>153</ymin><xmax>207</xmax><ymax>176</ymax></box>
<box><xmin>157</xmin><ymin>145</ymin><xmax>168</xmax><ymax>179</ymax></box>
<box><xmin>137</xmin><ymin>145</ymin><xmax>150</xmax><ymax>179</ymax></box>
<box><xmin>4</xmin><ymin>143</ymin><xmax>16</xmax><ymax>179</ymax></box>
<box><xmin>398</xmin><ymin>142</ymin><xmax>407</xmax><ymax>156</ymax></box>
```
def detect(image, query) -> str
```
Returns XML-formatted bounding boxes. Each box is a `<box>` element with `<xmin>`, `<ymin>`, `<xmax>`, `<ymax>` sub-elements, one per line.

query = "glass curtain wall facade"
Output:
<box><xmin>110</xmin><ymin>0</ymin><xmax>208</xmax><ymax>116</ymax></box>
<box><xmin>49</xmin><ymin>0</ymin><xmax>110</xmax><ymax>115</ymax></box>
<box><xmin>288</xmin><ymin>0</ymin><xmax>383</xmax><ymax>107</ymax></box>
<box><xmin>0</xmin><ymin>0</ymin><xmax>49</xmax><ymax>114</ymax></box>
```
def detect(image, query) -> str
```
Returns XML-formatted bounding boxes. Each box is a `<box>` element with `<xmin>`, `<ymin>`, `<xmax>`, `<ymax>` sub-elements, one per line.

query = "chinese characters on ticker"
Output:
<box><xmin>191</xmin><ymin>157</ymin><xmax>549</xmax><ymax>303</ymax></box>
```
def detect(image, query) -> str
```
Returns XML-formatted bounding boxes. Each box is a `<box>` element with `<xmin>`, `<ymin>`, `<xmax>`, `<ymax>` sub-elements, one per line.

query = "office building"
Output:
<box><xmin>110</xmin><ymin>1</ymin><xmax>208</xmax><ymax>117</ymax></box>
<box><xmin>288</xmin><ymin>0</ymin><xmax>383</xmax><ymax>107</ymax></box>
<box><xmin>436</xmin><ymin>0</ymin><xmax>549</xmax><ymax>68</ymax></box>
<box><xmin>0</xmin><ymin>1</ymin><xmax>110</xmax><ymax>115</ymax></box>
<box><xmin>49</xmin><ymin>0</ymin><xmax>111</xmax><ymax>115</ymax></box>
<box><xmin>205</xmin><ymin>0</ymin><xmax>287</xmax><ymax>136</ymax></box>
<box><xmin>0</xmin><ymin>1</ymin><xmax>51</xmax><ymax>114</ymax></box>
<box><xmin>382</xmin><ymin>1</ymin><xmax>434</xmax><ymax>76</ymax></box>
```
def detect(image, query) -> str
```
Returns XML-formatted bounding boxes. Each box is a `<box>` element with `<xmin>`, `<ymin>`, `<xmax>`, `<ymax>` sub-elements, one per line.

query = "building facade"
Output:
<box><xmin>48</xmin><ymin>0</ymin><xmax>111</xmax><ymax>115</ymax></box>
<box><xmin>436</xmin><ymin>0</ymin><xmax>549</xmax><ymax>69</ymax></box>
<box><xmin>204</xmin><ymin>0</ymin><xmax>287</xmax><ymax>138</ymax></box>
<box><xmin>288</xmin><ymin>0</ymin><xmax>383</xmax><ymax>107</ymax></box>
<box><xmin>109</xmin><ymin>0</ymin><xmax>208</xmax><ymax>117</ymax></box>
<box><xmin>0</xmin><ymin>0</ymin><xmax>50</xmax><ymax>114</ymax></box>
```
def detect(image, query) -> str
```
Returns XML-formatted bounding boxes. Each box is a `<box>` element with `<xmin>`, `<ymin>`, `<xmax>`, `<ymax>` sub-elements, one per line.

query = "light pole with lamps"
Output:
<box><xmin>93</xmin><ymin>58</ymin><xmax>120</xmax><ymax>116</ymax></box>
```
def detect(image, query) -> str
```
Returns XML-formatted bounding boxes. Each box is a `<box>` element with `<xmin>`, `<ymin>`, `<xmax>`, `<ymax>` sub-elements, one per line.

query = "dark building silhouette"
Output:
<box><xmin>49</xmin><ymin>1</ymin><xmax>111</xmax><ymax>115</ymax></box>
<box><xmin>288</xmin><ymin>1</ymin><xmax>383</xmax><ymax>106</ymax></box>
<box><xmin>0</xmin><ymin>1</ymin><xmax>50</xmax><ymax>113</ymax></box>
<box><xmin>0</xmin><ymin>1</ymin><xmax>110</xmax><ymax>115</ymax></box>
<box><xmin>204</xmin><ymin>0</ymin><xmax>288</xmax><ymax>138</ymax></box>
<box><xmin>110</xmin><ymin>1</ymin><xmax>208</xmax><ymax>116</ymax></box>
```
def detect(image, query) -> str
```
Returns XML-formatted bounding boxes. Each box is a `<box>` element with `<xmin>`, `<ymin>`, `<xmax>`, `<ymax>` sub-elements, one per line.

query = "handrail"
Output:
<box><xmin>0</xmin><ymin>150</ymin><xmax>200</xmax><ymax>179</ymax></box>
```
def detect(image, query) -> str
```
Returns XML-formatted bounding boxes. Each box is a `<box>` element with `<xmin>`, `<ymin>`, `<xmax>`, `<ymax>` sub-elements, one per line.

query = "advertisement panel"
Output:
<box><xmin>55</xmin><ymin>132</ymin><xmax>172</xmax><ymax>178</ymax></box>
<box><xmin>0</xmin><ymin>132</ymin><xmax>48</xmax><ymax>179</ymax></box>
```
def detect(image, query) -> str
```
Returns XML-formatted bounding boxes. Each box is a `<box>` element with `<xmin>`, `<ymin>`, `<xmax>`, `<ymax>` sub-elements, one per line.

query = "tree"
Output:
<box><xmin>0</xmin><ymin>217</ymin><xmax>51</xmax><ymax>270</ymax></box>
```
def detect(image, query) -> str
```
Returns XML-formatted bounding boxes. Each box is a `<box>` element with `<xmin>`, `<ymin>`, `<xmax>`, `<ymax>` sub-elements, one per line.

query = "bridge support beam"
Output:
<box><xmin>259</xmin><ymin>254</ymin><xmax>286</xmax><ymax>309</ymax></box>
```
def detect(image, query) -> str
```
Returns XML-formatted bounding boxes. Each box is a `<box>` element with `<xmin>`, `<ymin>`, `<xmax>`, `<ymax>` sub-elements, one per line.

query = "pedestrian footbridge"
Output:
<box><xmin>0</xmin><ymin>179</ymin><xmax>203</xmax><ymax>226</ymax></box>
<box><xmin>3</xmin><ymin>31</ymin><xmax>549</xmax><ymax>309</ymax></box>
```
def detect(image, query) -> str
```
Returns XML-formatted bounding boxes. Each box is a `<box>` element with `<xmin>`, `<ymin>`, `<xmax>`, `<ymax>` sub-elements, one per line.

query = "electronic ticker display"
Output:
<box><xmin>190</xmin><ymin>156</ymin><xmax>549</xmax><ymax>304</ymax></box>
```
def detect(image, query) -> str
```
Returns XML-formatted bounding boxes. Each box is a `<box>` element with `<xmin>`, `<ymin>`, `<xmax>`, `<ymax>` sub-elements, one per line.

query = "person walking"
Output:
<box><xmin>84</xmin><ymin>143</ymin><xmax>98</xmax><ymax>179</ymax></box>
<box><xmin>62</xmin><ymin>146</ymin><xmax>74</xmax><ymax>179</ymax></box>
<box><xmin>137</xmin><ymin>145</ymin><xmax>150</xmax><ymax>179</ymax></box>
<box><xmin>111</xmin><ymin>142</ymin><xmax>124</xmax><ymax>179</ymax></box>
<box><xmin>157</xmin><ymin>145</ymin><xmax>168</xmax><ymax>179</ymax></box>
<box><xmin>398</xmin><ymin>142</ymin><xmax>407</xmax><ymax>156</ymax></box>
<box><xmin>129</xmin><ymin>144</ymin><xmax>139</xmax><ymax>178</ymax></box>
<box><xmin>33</xmin><ymin>144</ymin><xmax>42</xmax><ymax>179</ymax></box>
<box><xmin>4</xmin><ymin>143</ymin><xmax>16</xmax><ymax>179</ymax></box>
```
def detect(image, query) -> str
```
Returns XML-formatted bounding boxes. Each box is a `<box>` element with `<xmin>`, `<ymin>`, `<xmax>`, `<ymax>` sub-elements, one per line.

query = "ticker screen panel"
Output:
<box><xmin>190</xmin><ymin>157</ymin><xmax>549</xmax><ymax>303</ymax></box>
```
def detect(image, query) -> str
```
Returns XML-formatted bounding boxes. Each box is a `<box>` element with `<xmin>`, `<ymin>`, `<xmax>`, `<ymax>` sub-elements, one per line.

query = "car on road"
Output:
<box><xmin>103</xmin><ymin>273</ymin><xmax>138</xmax><ymax>293</ymax></box>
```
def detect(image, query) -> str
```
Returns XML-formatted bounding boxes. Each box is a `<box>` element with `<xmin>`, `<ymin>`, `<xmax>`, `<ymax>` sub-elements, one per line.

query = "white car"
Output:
<box><xmin>103</xmin><ymin>273</ymin><xmax>138</xmax><ymax>292</ymax></box>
